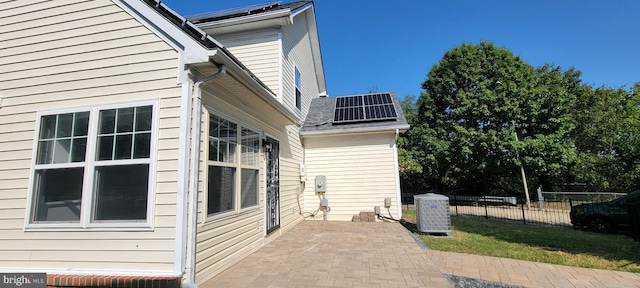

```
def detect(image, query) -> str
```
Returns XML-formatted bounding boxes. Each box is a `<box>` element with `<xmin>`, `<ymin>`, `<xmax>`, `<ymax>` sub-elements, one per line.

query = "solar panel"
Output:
<box><xmin>333</xmin><ymin>93</ymin><xmax>398</xmax><ymax>124</ymax></box>
<box><xmin>187</xmin><ymin>2</ymin><xmax>281</xmax><ymax>22</ymax></box>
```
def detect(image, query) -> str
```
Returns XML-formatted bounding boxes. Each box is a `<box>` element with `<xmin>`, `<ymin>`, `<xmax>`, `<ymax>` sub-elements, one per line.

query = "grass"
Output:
<box><xmin>402</xmin><ymin>209</ymin><xmax>640</xmax><ymax>273</ymax></box>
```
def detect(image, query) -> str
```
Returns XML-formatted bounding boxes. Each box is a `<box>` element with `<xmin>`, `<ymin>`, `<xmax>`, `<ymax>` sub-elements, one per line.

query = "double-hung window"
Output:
<box><xmin>207</xmin><ymin>113</ymin><xmax>260</xmax><ymax>217</ymax></box>
<box><xmin>28</xmin><ymin>102</ymin><xmax>156</xmax><ymax>229</ymax></box>
<box><xmin>295</xmin><ymin>67</ymin><xmax>302</xmax><ymax>110</ymax></box>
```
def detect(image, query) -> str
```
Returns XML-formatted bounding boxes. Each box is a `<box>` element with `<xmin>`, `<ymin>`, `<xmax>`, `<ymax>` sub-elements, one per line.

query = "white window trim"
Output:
<box><xmin>294</xmin><ymin>65</ymin><xmax>302</xmax><ymax>111</ymax></box>
<box><xmin>24</xmin><ymin>100</ymin><xmax>159</xmax><ymax>231</ymax></box>
<box><xmin>203</xmin><ymin>109</ymin><xmax>261</xmax><ymax>223</ymax></box>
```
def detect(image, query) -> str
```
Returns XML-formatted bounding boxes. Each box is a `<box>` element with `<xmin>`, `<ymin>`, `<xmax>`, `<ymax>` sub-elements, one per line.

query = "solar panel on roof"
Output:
<box><xmin>333</xmin><ymin>93</ymin><xmax>398</xmax><ymax>124</ymax></box>
<box><xmin>187</xmin><ymin>1</ymin><xmax>281</xmax><ymax>22</ymax></box>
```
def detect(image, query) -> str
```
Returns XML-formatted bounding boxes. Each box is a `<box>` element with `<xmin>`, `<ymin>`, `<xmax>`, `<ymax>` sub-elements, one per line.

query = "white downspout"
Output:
<box><xmin>184</xmin><ymin>64</ymin><xmax>227</xmax><ymax>288</ymax></box>
<box><xmin>393</xmin><ymin>129</ymin><xmax>403</xmax><ymax>219</ymax></box>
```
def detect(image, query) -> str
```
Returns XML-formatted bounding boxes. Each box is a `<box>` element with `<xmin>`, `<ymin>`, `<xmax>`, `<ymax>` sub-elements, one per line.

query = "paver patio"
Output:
<box><xmin>429</xmin><ymin>250</ymin><xmax>640</xmax><ymax>288</ymax></box>
<box><xmin>200</xmin><ymin>221</ymin><xmax>452</xmax><ymax>287</ymax></box>
<box><xmin>200</xmin><ymin>220</ymin><xmax>640</xmax><ymax>288</ymax></box>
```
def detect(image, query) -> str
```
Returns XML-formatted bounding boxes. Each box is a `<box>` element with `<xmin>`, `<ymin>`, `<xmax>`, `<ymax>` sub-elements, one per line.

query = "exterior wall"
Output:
<box><xmin>303</xmin><ymin>133</ymin><xmax>401</xmax><ymax>221</ymax></box>
<box><xmin>192</xmin><ymin>9</ymin><xmax>320</xmax><ymax>283</ymax></box>
<box><xmin>0</xmin><ymin>0</ymin><xmax>180</xmax><ymax>273</ymax></box>
<box><xmin>194</xmin><ymin>81</ymin><xmax>304</xmax><ymax>284</ymax></box>
<box><xmin>281</xmin><ymin>10</ymin><xmax>321</xmax><ymax>117</ymax></box>
<box><xmin>213</xmin><ymin>30</ymin><xmax>281</xmax><ymax>99</ymax></box>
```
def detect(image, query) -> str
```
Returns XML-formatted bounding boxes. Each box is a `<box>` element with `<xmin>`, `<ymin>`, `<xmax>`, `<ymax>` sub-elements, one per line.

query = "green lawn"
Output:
<box><xmin>402</xmin><ymin>209</ymin><xmax>640</xmax><ymax>273</ymax></box>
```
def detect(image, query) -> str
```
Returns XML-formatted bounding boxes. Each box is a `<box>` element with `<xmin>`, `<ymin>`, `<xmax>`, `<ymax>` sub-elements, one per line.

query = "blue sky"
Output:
<box><xmin>161</xmin><ymin>0</ymin><xmax>640</xmax><ymax>99</ymax></box>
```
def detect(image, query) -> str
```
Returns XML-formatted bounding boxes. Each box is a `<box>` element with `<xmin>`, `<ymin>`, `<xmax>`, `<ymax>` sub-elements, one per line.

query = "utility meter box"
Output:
<box><xmin>315</xmin><ymin>175</ymin><xmax>326</xmax><ymax>193</ymax></box>
<box><xmin>299</xmin><ymin>163</ymin><xmax>306</xmax><ymax>182</ymax></box>
<box><xmin>384</xmin><ymin>197</ymin><xmax>392</xmax><ymax>208</ymax></box>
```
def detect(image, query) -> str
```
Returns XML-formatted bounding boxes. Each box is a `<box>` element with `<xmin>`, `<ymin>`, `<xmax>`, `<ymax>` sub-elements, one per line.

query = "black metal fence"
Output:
<box><xmin>402</xmin><ymin>191</ymin><xmax>626</xmax><ymax>229</ymax></box>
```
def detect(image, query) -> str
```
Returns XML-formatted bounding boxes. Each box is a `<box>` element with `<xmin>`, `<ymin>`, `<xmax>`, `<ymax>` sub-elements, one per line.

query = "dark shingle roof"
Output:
<box><xmin>141</xmin><ymin>0</ymin><xmax>220</xmax><ymax>49</ymax></box>
<box><xmin>301</xmin><ymin>92</ymin><xmax>409</xmax><ymax>135</ymax></box>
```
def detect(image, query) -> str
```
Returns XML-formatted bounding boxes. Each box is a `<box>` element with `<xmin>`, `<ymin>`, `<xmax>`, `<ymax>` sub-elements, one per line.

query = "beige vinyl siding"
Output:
<box><xmin>278</xmin><ymin>125</ymin><xmax>304</xmax><ymax>232</ymax></box>
<box><xmin>0</xmin><ymin>0</ymin><xmax>181</xmax><ymax>272</ymax></box>
<box><xmin>194</xmin><ymin>80</ymin><xmax>304</xmax><ymax>284</ymax></box>
<box><xmin>282</xmin><ymin>10</ymin><xmax>320</xmax><ymax>117</ymax></box>
<box><xmin>303</xmin><ymin>133</ymin><xmax>400</xmax><ymax>221</ymax></box>
<box><xmin>213</xmin><ymin>31</ymin><xmax>281</xmax><ymax>97</ymax></box>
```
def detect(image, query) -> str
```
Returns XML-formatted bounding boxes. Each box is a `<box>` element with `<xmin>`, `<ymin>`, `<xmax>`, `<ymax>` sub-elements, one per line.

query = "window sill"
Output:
<box><xmin>203</xmin><ymin>205</ymin><xmax>261</xmax><ymax>226</ymax></box>
<box><xmin>24</xmin><ymin>224</ymin><xmax>154</xmax><ymax>232</ymax></box>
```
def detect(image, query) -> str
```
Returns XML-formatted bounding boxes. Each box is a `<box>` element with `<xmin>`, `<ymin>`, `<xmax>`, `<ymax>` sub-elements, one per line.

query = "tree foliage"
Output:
<box><xmin>568</xmin><ymin>83</ymin><xmax>640</xmax><ymax>191</ymax></box>
<box><xmin>402</xmin><ymin>42</ymin><xmax>587</xmax><ymax>195</ymax></box>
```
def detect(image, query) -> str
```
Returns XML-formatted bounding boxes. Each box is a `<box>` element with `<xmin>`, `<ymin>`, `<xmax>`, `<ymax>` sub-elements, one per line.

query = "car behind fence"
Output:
<box><xmin>402</xmin><ymin>191</ymin><xmax>628</xmax><ymax>229</ymax></box>
<box><xmin>629</xmin><ymin>200</ymin><xmax>640</xmax><ymax>241</ymax></box>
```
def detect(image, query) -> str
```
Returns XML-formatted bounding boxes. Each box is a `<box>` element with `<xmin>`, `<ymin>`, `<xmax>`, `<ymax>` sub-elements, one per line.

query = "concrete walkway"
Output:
<box><xmin>200</xmin><ymin>221</ymin><xmax>640</xmax><ymax>288</ymax></box>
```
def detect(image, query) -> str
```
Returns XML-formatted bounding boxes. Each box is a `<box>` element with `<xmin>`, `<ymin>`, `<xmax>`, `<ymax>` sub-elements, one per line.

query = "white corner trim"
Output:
<box><xmin>185</xmin><ymin>94</ymin><xmax>202</xmax><ymax>285</ymax></box>
<box><xmin>277</xmin><ymin>32</ymin><xmax>284</xmax><ymax>103</ymax></box>
<box><xmin>174</xmin><ymin>69</ymin><xmax>193</xmax><ymax>275</ymax></box>
<box><xmin>393</xmin><ymin>129</ymin><xmax>403</xmax><ymax>219</ymax></box>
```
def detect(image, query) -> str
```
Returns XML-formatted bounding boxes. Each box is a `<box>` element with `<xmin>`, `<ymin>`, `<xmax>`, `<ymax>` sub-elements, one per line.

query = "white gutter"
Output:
<box><xmin>300</xmin><ymin>125</ymin><xmax>410</xmax><ymax>138</ymax></box>
<box><xmin>195</xmin><ymin>9</ymin><xmax>291</xmax><ymax>31</ymax></box>
<box><xmin>289</xmin><ymin>2</ymin><xmax>313</xmax><ymax>22</ymax></box>
<box><xmin>183</xmin><ymin>64</ymin><xmax>228</xmax><ymax>288</ymax></box>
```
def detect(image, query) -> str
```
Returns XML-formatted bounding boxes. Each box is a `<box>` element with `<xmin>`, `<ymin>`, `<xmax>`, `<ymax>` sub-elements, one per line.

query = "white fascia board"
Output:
<box><xmin>196</xmin><ymin>9</ymin><xmax>291</xmax><ymax>31</ymax></box>
<box><xmin>289</xmin><ymin>2</ymin><xmax>313</xmax><ymax>21</ymax></box>
<box><xmin>300</xmin><ymin>124</ymin><xmax>410</xmax><ymax>138</ymax></box>
<box><xmin>210</xmin><ymin>51</ymin><xmax>299</xmax><ymax>124</ymax></box>
<box><xmin>112</xmin><ymin>0</ymin><xmax>212</xmax><ymax>64</ymax></box>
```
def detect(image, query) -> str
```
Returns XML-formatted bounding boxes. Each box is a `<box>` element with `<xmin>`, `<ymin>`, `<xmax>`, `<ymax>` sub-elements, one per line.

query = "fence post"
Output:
<box><xmin>455</xmin><ymin>194</ymin><xmax>459</xmax><ymax>216</ymax></box>
<box><xmin>537</xmin><ymin>186</ymin><xmax>544</xmax><ymax>211</ymax></box>
<box><xmin>484</xmin><ymin>201</ymin><xmax>489</xmax><ymax>219</ymax></box>
<box><xmin>521</xmin><ymin>202</ymin><xmax>526</xmax><ymax>225</ymax></box>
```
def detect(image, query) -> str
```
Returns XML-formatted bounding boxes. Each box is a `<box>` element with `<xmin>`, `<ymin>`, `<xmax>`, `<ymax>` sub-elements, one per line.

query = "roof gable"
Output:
<box><xmin>189</xmin><ymin>1</ymin><xmax>326</xmax><ymax>96</ymax></box>
<box><xmin>113</xmin><ymin>0</ymin><xmax>298</xmax><ymax>122</ymax></box>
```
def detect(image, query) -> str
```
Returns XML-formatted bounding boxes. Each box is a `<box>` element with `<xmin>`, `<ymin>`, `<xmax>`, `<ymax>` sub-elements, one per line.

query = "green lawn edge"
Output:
<box><xmin>402</xmin><ymin>209</ymin><xmax>640</xmax><ymax>273</ymax></box>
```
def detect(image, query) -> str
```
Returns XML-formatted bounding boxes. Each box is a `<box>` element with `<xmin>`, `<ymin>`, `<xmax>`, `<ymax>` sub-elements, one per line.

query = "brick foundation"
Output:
<box><xmin>46</xmin><ymin>274</ymin><xmax>181</xmax><ymax>288</ymax></box>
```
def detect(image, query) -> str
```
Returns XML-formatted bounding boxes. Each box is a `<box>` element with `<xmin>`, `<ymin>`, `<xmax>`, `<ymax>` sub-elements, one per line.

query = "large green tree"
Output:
<box><xmin>569</xmin><ymin>83</ymin><xmax>640</xmax><ymax>191</ymax></box>
<box><xmin>410</xmin><ymin>42</ymin><xmax>578</xmax><ymax>195</ymax></box>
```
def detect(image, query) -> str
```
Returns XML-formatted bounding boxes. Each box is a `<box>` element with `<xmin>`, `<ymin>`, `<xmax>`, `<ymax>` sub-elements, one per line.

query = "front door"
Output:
<box><xmin>264</xmin><ymin>137</ymin><xmax>280</xmax><ymax>234</ymax></box>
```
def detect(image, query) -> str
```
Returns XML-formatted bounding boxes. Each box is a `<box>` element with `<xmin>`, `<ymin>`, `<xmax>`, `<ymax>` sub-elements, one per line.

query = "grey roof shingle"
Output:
<box><xmin>300</xmin><ymin>92</ymin><xmax>409</xmax><ymax>136</ymax></box>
